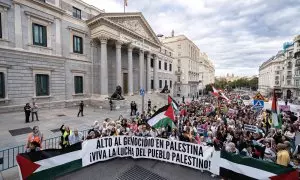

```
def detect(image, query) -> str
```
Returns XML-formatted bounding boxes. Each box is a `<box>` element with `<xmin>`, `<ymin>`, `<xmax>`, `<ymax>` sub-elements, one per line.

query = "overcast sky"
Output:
<box><xmin>83</xmin><ymin>0</ymin><xmax>300</xmax><ymax>76</ymax></box>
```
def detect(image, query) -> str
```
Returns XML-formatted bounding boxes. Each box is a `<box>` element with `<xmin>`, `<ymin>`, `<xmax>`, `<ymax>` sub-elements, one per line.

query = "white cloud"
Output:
<box><xmin>82</xmin><ymin>0</ymin><xmax>300</xmax><ymax>76</ymax></box>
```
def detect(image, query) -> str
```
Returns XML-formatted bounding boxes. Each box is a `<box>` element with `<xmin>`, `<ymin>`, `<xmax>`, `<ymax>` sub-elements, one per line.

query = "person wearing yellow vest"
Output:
<box><xmin>59</xmin><ymin>124</ymin><xmax>72</xmax><ymax>149</ymax></box>
<box><xmin>262</xmin><ymin>111</ymin><xmax>272</xmax><ymax>133</ymax></box>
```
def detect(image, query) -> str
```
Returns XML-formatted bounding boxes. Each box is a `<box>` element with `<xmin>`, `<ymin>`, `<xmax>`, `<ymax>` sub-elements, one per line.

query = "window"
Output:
<box><xmin>0</xmin><ymin>12</ymin><xmax>2</xmax><ymax>39</ymax></box>
<box><xmin>73</xmin><ymin>35</ymin><xmax>83</xmax><ymax>54</ymax></box>
<box><xmin>0</xmin><ymin>72</ymin><xmax>5</xmax><ymax>98</ymax></box>
<box><xmin>288</xmin><ymin>71</ymin><xmax>292</xmax><ymax>76</ymax></box>
<box><xmin>169</xmin><ymin>52</ymin><xmax>172</xmax><ymax>56</ymax></box>
<box><xmin>150</xmin><ymin>59</ymin><xmax>154</xmax><ymax>68</ymax></box>
<box><xmin>170</xmin><ymin>80</ymin><xmax>172</xmax><ymax>88</ymax></box>
<box><xmin>276</xmin><ymin>71</ymin><xmax>280</xmax><ymax>75</ymax></box>
<box><xmin>73</xmin><ymin>7</ymin><xmax>81</xmax><ymax>19</ymax></box>
<box><xmin>296</xmin><ymin>69</ymin><xmax>300</xmax><ymax>76</ymax></box>
<box><xmin>275</xmin><ymin>76</ymin><xmax>279</xmax><ymax>80</ymax></box>
<box><xmin>39</xmin><ymin>0</ymin><xmax>46</xmax><ymax>2</ymax></box>
<box><xmin>151</xmin><ymin>80</ymin><xmax>154</xmax><ymax>89</ymax></box>
<box><xmin>74</xmin><ymin>76</ymin><xmax>83</xmax><ymax>94</ymax></box>
<box><xmin>165</xmin><ymin>80</ymin><xmax>167</xmax><ymax>86</ymax></box>
<box><xmin>295</xmin><ymin>80</ymin><xmax>300</xmax><ymax>87</ymax></box>
<box><xmin>36</xmin><ymin>74</ymin><xmax>49</xmax><ymax>96</ymax></box>
<box><xmin>287</xmin><ymin>80</ymin><xmax>291</xmax><ymax>85</ymax></box>
<box><xmin>159</xmin><ymin>80</ymin><xmax>162</xmax><ymax>88</ymax></box>
<box><xmin>178</xmin><ymin>44</ymin><xmax>181</xmax><ymax>49</ymax></box>
<box><xmin>164</xmin><ymin>62</ymin><xmax>167</xmax><ymax>70</ymax></box>
<box><xmin>165</xmin><ymin>50</ymin><xmax>167</xmax><ymax>54</ymax></box>
<box><xmin>32</xmin><ymin>23</ymin><xmax>47</xmax><ymax>47</ymax></box>
<box><xmin>169</xmin><ymin>64</ymin><xmax>172</xmax><ymax>71</ymax></box>
<box><xmin>159</xmin><ymin>61</ymin><xmax>161</xmax><ymax>69</ymax></box>
<box><xmin>178</xmin><ymin>53</ymin><xmax>181</xmax><ymax>57</ymax></box>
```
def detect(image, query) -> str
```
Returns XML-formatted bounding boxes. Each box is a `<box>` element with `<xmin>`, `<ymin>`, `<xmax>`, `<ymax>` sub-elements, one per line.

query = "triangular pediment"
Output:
<box><xmin>100</xmin><ymin>13</ymin><xmax>161</xmax><ymax>45</ymax></box>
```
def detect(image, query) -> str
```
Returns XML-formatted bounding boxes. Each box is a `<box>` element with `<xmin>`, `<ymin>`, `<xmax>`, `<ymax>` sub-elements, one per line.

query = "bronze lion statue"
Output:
<box><xmin>110</xmin><ymin>85</ymin><xmax>124</xmax><ymax>100</ymax></box>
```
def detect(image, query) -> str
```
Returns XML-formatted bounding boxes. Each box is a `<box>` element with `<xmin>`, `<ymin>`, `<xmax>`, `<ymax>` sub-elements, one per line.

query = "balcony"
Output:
<box><xmin>287</xmin><ymin>75</ymin><xmax>292</xmax><ymax>79</ymax></box>
<box><xmin>175</xmin><ymin>70</ymin><xmax>182</xmax><ymax>75</ymax></box>
<box><xmin>295</xmin><ymin>62</ymin><xmax>300</xmax><ymax>67</ymax></box>
<box><xmin>287</xmin><ymin>65</ymin><xmax>293</xmax><ymax>69</ymax></box>
<box><xmin>294</xmin><ymin>50</ymin><xmax>300</xmax><ymax>59</ymax></box>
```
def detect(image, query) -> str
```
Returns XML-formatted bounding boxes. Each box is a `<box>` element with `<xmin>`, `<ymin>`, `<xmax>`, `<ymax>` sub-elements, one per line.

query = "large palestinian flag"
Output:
<box><xmin>219</xmin><ymin>151</ymin><xmax>298</xmax><ymax>180</ymax></box>
<box><xmin>147</xmin><ymin>104</ymin><xmax>175</xmax><ymax>129</ymax></box>
<box><xmin>168</xmin><ymin>95</ymin><xmax>179</xmax><ymax>112</ymax></box>
<box><xmin>271</xmin><ymin>89</ymin><xmax>281</xmax><ymax>129</ymax></box>
<box><xmin>16</xmin><ymin>143</ymin><xmax>82</xmax><ymax>180</ymax></box>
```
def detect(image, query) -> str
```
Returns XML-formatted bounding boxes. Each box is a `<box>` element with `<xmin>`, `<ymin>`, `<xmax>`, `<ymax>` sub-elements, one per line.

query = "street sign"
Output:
<box><xmin>253</xmin><ymin>92</ymin><xmax>265</xmax><ymax>100</ymax></box>
<box><xmin>253</xmin><ymin>100</ymin><xmax>264</xmax><ymax>108</ymax></box>
<box><xmin>140</xmin><ymin>88</ymin><xmax>145</xmax><ymax>113</ymax></box>
<box><xmin>140</xmin><ymin>88</ymin><xmax>145</xmax><ymax>96</ymax></box>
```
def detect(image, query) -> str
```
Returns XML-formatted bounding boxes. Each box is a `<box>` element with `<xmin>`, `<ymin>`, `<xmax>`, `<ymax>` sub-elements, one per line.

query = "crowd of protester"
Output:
<box><xmin>25</xmin><ymin>93</ymin><xmax>300</xmax><ymax>175</ymax></box>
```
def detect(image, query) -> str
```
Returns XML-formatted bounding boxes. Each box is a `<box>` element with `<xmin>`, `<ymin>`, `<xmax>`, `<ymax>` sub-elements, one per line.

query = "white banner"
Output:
<box><xmin>244</xmin><ymin>124</ymin><xmax>258</xmax><ymax>133</ymax></box>
<box><xmin>82</xmin><ymin>136</ymin><xmax>217</xmax><ymax>173</ymax></box>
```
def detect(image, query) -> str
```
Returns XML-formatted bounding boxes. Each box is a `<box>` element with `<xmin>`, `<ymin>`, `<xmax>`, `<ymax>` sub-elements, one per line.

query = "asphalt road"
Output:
<box><xmin>56</xmin><ymin>158</ymin><xmax>215</xmax><ymax>180</ymax></box>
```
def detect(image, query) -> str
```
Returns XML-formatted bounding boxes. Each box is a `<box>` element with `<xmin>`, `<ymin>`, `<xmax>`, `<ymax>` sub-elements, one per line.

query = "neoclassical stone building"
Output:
<box><xmin>0</xmin><ymin>0</ymin><xmax>175</xmax><ymax>112</ymax></box>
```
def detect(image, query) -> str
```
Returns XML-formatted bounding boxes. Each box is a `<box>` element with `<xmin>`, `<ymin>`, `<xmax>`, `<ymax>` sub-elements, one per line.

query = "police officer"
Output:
<box><xmin>109</xmin><ymin>99</ymin><xmax>113</xmax><ymax>111</ymax></box>
<box><xmin>24</xmin><ymin>103</ymin><xmax>31</xmax><ymax>123</ymax></box>
<box><xmin>148</xmin><ymin>99</ymin><xmax>151</xmax><ymax>112</ymax></box>
<box><xmin>77</xmin><ymin>101</ymin><xmax>84</xmax><ymax>117</ymax></box>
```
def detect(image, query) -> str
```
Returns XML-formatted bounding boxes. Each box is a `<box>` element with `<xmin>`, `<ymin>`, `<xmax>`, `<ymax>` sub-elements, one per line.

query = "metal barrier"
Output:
<box><xmin>0</xmin><ymin>129</ymin><xmax>89</xmax><ymax>172</ymax></box>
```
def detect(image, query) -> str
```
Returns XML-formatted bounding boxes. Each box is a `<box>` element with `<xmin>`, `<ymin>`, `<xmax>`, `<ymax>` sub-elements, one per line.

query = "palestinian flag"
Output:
<box><xmin>211</xmin><ymin>85</ymin><xmax>230</xmax><ymax>102</ymax></box>
<box><xmin>219</xmin><ymin>150</ymin><xmax>298</xmax><ymax>180</ymax></box>
<box><xmin>147</xmin><ymin>104</ymin><xmax>175</xmax><ymax>129</ymax></box>
<box><xmin>16</xmin><ymin>143</ymin><xmax>82</xmax><ymax>180</ymax></box>
<box><xmin>211</xmin><ymin>85</ymin><xmax>219</xmax><ymax>97</ymax></box>
<box><xmin>271</xmin><ymin>89</ymin><xmax>281</xmax><ymax>128</ymax></box>
<box><xmin>168</xmin><ymin>95</ymin><xmax>179</xmax><ymax>112</ymax></box>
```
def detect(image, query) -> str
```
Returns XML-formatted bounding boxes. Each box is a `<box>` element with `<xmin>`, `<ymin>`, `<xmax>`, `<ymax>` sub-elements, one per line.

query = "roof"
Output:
<box><xmin>87</xmin><ymin>12</ymin><xmax>161</xmax><ymax>46</ymax></box>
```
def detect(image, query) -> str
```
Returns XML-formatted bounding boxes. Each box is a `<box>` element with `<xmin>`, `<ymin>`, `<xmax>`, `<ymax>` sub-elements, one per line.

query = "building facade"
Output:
<box><xmin>258</xmin><ymin>35</ymin><xmax>300</xmax><ymax>100</ymax></box>
<box><xmin>161</xmin><ymin>34</ymin><xmax>215</xmax><ymax>97</ymax></box>
<box><xmin>199</xmin><ymin>52</ymin><xmax>215</xmax><ymax>90</ymax></box>
<box><xmin>0</xmin><ymin>0</ymin><xmax>175</xmax><ymax>112</ymax></box>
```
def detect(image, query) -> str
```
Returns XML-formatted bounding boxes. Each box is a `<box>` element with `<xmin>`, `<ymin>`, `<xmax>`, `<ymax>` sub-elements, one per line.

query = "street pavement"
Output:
<box><xmin>0</xmin><ymin>107</ymin><xmax>131</xmax><ymax>149</ymax></box>
<box><xmin>56</xmin><ymin>158</ymin><xmax>215</xmax><ymax>180</ymax></box>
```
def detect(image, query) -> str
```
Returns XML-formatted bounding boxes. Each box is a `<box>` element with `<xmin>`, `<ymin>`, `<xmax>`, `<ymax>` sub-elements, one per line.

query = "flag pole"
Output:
<box><xmin>124</xmin><ymin>0</ymin><xmax>125</xmax><ymax>13</ymax></box>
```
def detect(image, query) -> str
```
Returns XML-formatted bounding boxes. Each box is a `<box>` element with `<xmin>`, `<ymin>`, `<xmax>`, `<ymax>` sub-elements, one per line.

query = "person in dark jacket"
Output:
<box><xmin>77</xmin><ymin>101</ymin><xmax>84</xmax><ymax>117</ymax></box>
<box><xmin>130</xmin><ymin>101</ymin><xmax>134</xmax><ymax>116</ymax></box>
<box><xmin>24</xmin><ymin>103</ymin><xmax>31</xmax><ymax>123</ymax></box>
<box><xmin>148</xmin><ymin>99</ymin><xmax>151</xmax><ymax>113</ymax></box>
<box><xmin>109</xmin><ymin>99</ymin><xmax>113</xmax><ymax>111</ymax></box>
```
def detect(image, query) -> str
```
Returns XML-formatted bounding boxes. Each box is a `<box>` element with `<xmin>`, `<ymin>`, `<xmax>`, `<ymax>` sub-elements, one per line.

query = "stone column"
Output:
<box><xmin>128</xmin><ymin>45</ymin><xmax>133</xmax><ymax>95</ymax></box>
<box><xmin>100</xmin><ymin>37</ymin><xmax>108</xmax><ymax>97</ymax></box>
<box><xmin>116</xmin><ymin>41</ymin><xmax>122</xmax><ymax>87</ymax></box>
<box><xmin>146</xmin><ymin>53</ymin><xmax>151</xmax><ymax>93</ymax></box>
<box><xmin>90</xmin><ymin>40</ymin><xmax>95</xmax><ymax>96</ymax></box>
<box><xmin>139</xmin><ymin>50</ymin><xmax>144</xmax><ymax>89</ymax></box>
<box><xmin>55</xmin><ymin>18</ymin><xmax>61</xmax><ymax>56</ymax></box>
<box><xmin>14</xmin><ymin>3</ymin><xmax>23</xmax><ymax>49</ymax></box>
<box><xmin>153</xmin><ymin>55</ymin><xmax>159</xmax><ymax>91</ymax></box>
<box><xmin>55</xmin><ymin>0</ymin><xmax>60</xmax><ymax>7</ymax></box>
